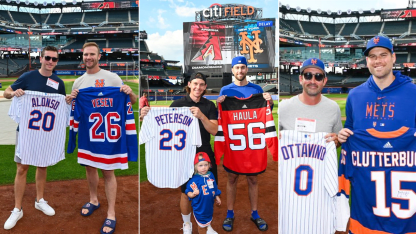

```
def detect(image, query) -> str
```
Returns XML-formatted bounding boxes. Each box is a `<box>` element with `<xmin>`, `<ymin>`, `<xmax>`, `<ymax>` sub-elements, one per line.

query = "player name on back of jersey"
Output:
<box><xmin>341</xmin><ymin>149</ymin><xmax>416</xmax><ymax>168</ymax></box>
<box><xmin>155</xmin><ymin>113</ymin><xmax>193</xmax><ymax>126</ymax></box>
<box><xmin>232</xmin><ymin>110</ymin><xmax>258</xmax><ymax>121</ymax></box>
<box><xmin>280</xmin><ymin>143</ymin><xmax>327</xmax><ymax>161</ymax></box>
<box><xmin>91</xmin><ymin>98</ymin><xmax>113</xmax><ymax>108</ymax></box>
<box><xmin>31</xmin><ymin>97</ymin><xmax>61</xmax><ymax>110</ymax></box>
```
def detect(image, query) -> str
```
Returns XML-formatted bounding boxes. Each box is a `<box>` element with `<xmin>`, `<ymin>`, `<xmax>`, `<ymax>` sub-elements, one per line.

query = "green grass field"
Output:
<box><xmin>139</xmin><ymin>99</ymin><xmax>279</xmax><ymax>182</ymax></box>
<box><xmin>0</xmin><ymin>75</ymin><xmax>139</xmax><ymax>185</ymax></box>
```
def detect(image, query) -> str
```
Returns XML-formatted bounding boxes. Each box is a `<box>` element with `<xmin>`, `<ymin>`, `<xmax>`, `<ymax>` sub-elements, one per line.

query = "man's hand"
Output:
<box><xmin>65</xmin><ymin>89</ymin><xmax>79</xmax><ymax>104</ymax></box>
<box><xmin>189</xmin><ymin>106</ymin><xmax>204</xmax><ymax>120</ymax></box>
<box><xmin>140</xmin><ymin>106</ymin><xmax>150</xmax><ymax>118</ymax></box>
<box><xmin>216</xmin><ymin>95</ymin><xmax>226</xmax><ymax>104</ymax></box>
<box><xmin>120</xmin><ymin>85</ymin><xmax>132</xmax><ymax>95</ymax></box>
<box><xmin>12</xmin><ymin>89</ymin><xmax>25</xmax><ymax>97</ymax></box>
<box><xmin>338</xmin><ymin>128</ymin><xmax>353</xmax><ymax>144</ymax></box>
<box><xmin>263</xmin><ymin>92</ymin><xmax>272</xmax><ymax>101</ymax></box>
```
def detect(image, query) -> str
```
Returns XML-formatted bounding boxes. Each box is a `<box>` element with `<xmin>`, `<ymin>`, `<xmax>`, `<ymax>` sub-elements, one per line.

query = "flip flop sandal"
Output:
<box><xmin>100</xmin><ymin>218</ymin><xmax>116</xmax><ymax>234</ymax></box>
<box><xmin>222</xmin><ymin>217</ymin><xmax>235</xmax><ymax>232</ymax></box>
<box><xmin>81</xmin><ymin>202</ymin><xmax>100</xmax><ymax>217</ymax></box>
<box><xmin>251</xmin><ymin>217</ymin><xmax>268</xmax><ymax>231</ymax></box>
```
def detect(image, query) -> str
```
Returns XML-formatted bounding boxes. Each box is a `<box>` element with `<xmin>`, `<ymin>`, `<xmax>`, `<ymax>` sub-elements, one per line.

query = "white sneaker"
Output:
<box><xmin>4</xmin><ymin>208</ymin><xmax>23</xmax><ymax>230</ymax></box>
<box><xmin>207</xmin><ymin>224</ymin><xmax>218</xmax><ymax>234</ymax></box>
<box><xmin>35</xmin><ymin>198</ymin><xmax>55</xmax><ymax>216</ymax></box>
<box><xmin>181</xmin><ymin>222</ymin><xmax>192</xmax><ymax>234</ymax></box>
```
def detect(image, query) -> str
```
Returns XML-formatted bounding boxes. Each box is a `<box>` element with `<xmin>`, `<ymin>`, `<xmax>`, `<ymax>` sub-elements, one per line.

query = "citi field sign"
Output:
<box><xmin>201</xmin><ymin>3</ymin><xmax>256</xmax><ymax>20</ymax></box>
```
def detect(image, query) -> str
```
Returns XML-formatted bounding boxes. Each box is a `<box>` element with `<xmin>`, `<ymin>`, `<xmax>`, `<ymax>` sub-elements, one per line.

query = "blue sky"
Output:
<box><xmin>140</xmin><ymin>0</ymin><xmax>279</xmax><ymax>65</ymax></box>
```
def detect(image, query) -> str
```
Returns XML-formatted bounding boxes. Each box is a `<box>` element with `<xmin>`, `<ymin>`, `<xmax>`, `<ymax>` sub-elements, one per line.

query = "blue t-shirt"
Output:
<box><xmin>219</xmin><ymin>82</ymin><xmax>263</xmax><ymax>98</ymax></box>
<box><xmin>344</xmin><ymin>71</ymin><xmax>416</xmax><ymax>131</ymax></box>
<box><xmin>11</xmin><ymin>70</ymin><xmax>66</xmax><ymax>95</ymax></box>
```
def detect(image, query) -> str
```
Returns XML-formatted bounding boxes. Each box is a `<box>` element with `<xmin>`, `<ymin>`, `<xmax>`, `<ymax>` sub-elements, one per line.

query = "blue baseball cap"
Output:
<box><xmin>232</xmin><ymin>56</ymin><xmax>247</xmax><ymax>67</ymax></box>
<box><xmin>300</xmin><ymin>58</ymin><xmax>325</xmax><ymax>75</ymax></box>
<box><xmin>364</xmin><ymin>36</ymin><xmax>394</xmax><ymax>56</ymax></box>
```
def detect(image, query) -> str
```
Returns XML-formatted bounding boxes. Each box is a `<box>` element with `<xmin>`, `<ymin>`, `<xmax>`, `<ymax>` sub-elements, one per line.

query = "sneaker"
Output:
<box><xmin>4</xmin><ymin>208</ymin><xmax>23</xmax><ymax>230</ymax></box>
<box><xmin>35</xmin><ymin>198</ymin><xmax>55</xmax><ymax>216</ymax></box>
<box><xmin>207</xmin><ymin>224</ymin><xmax>218</xmax><ymax>234</ymax></box>
<box><xmin>181</xmin><ymin>222</ymin><xmax>192</xmax><ymax>234</ymax></box>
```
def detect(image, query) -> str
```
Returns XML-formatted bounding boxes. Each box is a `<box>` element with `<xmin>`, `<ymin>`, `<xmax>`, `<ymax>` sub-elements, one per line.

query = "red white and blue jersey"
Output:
<box><xmin>214</xmin><ymin>94</ymin><xmax>278</xmax><ymax>175</ymax></box>
<box><xmin>279</xmin><ymin>130</ymin><xmax>339</xmax><ymax>234</ymax></box>
<box><xmin>185</xmin><ymin>172</ymin><xmax>221</xmax><ymax>226</ymax></box>
<box><xmin>8</xmin><ymin>91</ymin><xmax>70</xmax><ymax>167</ymax></box>
<box><xmin>67</xmin><ymin>87</ymin><xmax>138</xmax><ymax>170</ymax></box>
<box><xmin>139</xmin><ymin>107</ymin><xmax>202</xmax><ymax>188</ymax></box>
<box><xmin>338</xmin><ymin>127</ymin><xmax>416</xmax><ymax>234</ymax></box>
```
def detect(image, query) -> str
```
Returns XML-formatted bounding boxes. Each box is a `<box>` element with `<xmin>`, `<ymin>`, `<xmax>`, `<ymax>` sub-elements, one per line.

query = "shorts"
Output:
<box><xmin>181</xmin><ymin>146</ymin><xmax>217</xmax><ymax>193</ymax></box>
<box><xmin>223</xmin><ymin>165</ymin><xmax>265</xmax><ymax>176</ymax></box>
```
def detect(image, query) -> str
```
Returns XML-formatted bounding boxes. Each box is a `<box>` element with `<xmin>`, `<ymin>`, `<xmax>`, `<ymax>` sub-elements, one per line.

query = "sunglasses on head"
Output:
<box><xmin>43</xmin><ymin>56</ymin><xmax>58</xmax><ymax>62</ymax></box>
<box><xmin>302</xmin><ymin>72</ymin><xmax>325</xmax><ymax>81</ymax></box>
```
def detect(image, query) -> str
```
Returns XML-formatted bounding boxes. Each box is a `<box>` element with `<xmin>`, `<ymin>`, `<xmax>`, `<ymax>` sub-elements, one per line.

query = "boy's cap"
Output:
<box><xmin>194</xmin><ymin>152</ymin><xmax>211</xmax><ymax>165</ymax></box>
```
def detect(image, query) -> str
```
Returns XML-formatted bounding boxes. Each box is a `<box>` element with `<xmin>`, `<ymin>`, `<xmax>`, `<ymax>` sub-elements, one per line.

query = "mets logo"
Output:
<box><xmin>373</xmin><ymin>37</ymin><xmax>380</xmax><ymax>44</ymax></box>
<box><xmin>239</xmin><ymin>30</ymin><xmax>263</xmax><ymax>63</ymax></box>
<box><xmin>311</xmin><ymin>59</ymin><xmax>317</xmax><ymax>65</ymax></box>
<box><xmin>105</xmin><ymin>220</ymin><xmax>112</xmax><ymax>225</ymax></box>
<box><xmin>95</xmin><ymin>79</ymin><xmax>105</xmax><ymax>87</ymax></box>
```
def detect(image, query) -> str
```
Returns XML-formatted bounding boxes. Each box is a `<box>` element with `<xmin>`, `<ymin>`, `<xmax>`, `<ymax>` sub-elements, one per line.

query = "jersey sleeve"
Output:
<box><xmin>185</xmin><ymin>177</ymin><xmax>198</xmax><ymax>196</ymax></box>
<box><xmin>211</xmin><ymin>173</ymin><xmax>221</xmax><ymax>197</ymax></box>
<box><xmin>324</xmin><ymin>141</ymin><xmax>338</xmax><ymax>197</ymax></box>
<box><xmin>265</xmin><ymin>101</ymin><xmax>278</xmax><ymax>161</ymax></box>
<box><xmin>67</xmin><ymin>99</ymin><xmax>79</xmax><ymax>154</ymax></box>
<box><xmin>214</xmin><ymin>103</ymin><xmax>225</xmax><ymax>165</ymax></box>
<box><xmin>8</xmin><ymin>96</ymin><xmax>21</xmax><ymax>124</ymax></box>
<box><xmin>10</xmin><ymin>74</ymin><xmax>27</xmax><ymax>91</ymax></box>
<box><xmin>192</xmin><ymin>116</ymin><xmax>202</xmax><ymax>147</ymax></box>
<box><xmin>125</xmin><ymin>97</ymin><xmax>138</xmax><ymax>162</ymax></box>
<box><xmin>336</xmin><ymin>142</ymin><xmax>351</xmax><ymax>231</ymax></box>
<box><xmin>138</xmin><ymin>109</ymin><xmax>155</xmax><ymax>145</ymax></box>
<box><xmin>344</xmin><ymin>95</ymin><xmax>353</xmax><ymax>130</ymax></box>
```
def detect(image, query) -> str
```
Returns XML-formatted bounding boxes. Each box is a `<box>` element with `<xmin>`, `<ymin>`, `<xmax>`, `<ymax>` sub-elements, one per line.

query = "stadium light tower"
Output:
<box><xmin>409</xmin><ymin>0</ymin><xmax>414</xmax><ymax>8</ymax></box>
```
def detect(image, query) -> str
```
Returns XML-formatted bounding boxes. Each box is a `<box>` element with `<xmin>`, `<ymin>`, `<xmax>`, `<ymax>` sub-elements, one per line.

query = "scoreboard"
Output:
<box><xmin>81</xmin><ymin>1</ymin><xmax>138</xmax><ymax>10</ymax></box>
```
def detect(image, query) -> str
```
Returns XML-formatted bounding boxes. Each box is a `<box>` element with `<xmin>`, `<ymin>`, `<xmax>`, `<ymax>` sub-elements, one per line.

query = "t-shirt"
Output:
<box><xmin>279</xmin><ymin>130</ymin><xmax>340</xmax><ymax>234</ymax></box>
<box><xmin>219</xmin><ymin>82</ymin><xmax>263</xmax><ymax>97</ymax></box>
<box><xmin>139</xmin><ymin>96</ymin><xmax>150</xmax><ymax>109</ymax></box>
<box><xmin>11</xmin><ymin>70</ymin><xmax>66</xmax><ymax>96</ymax></box>
<box><xmin>139</xmin><ymin>107</ymin><xmax>202</xmax><ymax>188</ymax></box>
<box><xmin>72</xmin><ymin>69</ymin><xmax>123</xmax><ymax>90</ymax></box>
<box><xmin>338</xmin><ymin>127</ymin><xmax>416</xmax><ymax>234</ymax></box>
<box><xmin>185</xmin><ymin>172</ymin><xmax>221</xmax><ymax>226</ymax></box>
<box><xmin>279</xmin><ymin>95</ymin><xmax>342</xmax><ymax>133</ymax></box>
<box><xmin>67</xmin><ymin>87</ymin><xmax>138</xmax><ymax>170</ymax></box>
<box><xmin>9</xmin><ymin>91</ymin><xmax>70</xmax><ymax>167</ymax></box>
<box><xmin>214</xmin><ymin>94</ymin><xmax>278</xmax><ymax>174</ymax></box>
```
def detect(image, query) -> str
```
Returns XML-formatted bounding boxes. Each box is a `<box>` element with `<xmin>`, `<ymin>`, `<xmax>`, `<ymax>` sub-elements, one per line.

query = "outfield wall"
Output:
<box><xmin>55</xmin><ymin>70</ymin><xmax>139</xmax><ymax>76</ymax></box>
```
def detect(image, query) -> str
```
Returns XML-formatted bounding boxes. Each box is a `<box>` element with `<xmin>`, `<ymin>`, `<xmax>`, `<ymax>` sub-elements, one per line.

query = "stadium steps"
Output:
<box><xmin>29</xmin><ymin>13</ymin><xmax>37</xmax><ymax>24</ymax></box>
<box><xmin>128</xmin><ymin>10</ymin><xmax>131</xmax><ymax>22</ymax></box>
<box><xmin>380</xmin><ymin>22</ymin><xmax>385</xmax><ymax>34</ymax></box>
<box><xmin>353</xmin><ymin>23</ymin><xmax>359</xmax><ymax>35</ymax></box>
<box><xmin>106</xmin><ymin>11</ymin><xmax>109</xmax><ymax>22</ymax></box>
<box><xmin>298</xmin><ymin>20</ymin><xmax>305</xmax><ymax>34</ymax></box>
<box><xmin>322</xmin><ymin>22</ymin><xmax>330</xmax><ymax>35</ymax></box>
<box><xmin>44</xmin><ymin>13</ymin><xmax>50</xmax><ymax>24</ymax></box>
<box><xmin>57</xmin><ymin>13</ymin><xmax>63</xmax><ymax>24</ymax></box>
<box><xmin>337</xmin><ymin>24</ymin><xmax>345</xmax><ymax>36</ymax></box>
<box><xmin>81</xmin><ymin>12</ymin><xmax>85</xmax><ymax>23</ymax></box>
<box><xmin>7</xmin><ymin>11</ymin><xmax>14</xmax><ymax>23</ymax></box>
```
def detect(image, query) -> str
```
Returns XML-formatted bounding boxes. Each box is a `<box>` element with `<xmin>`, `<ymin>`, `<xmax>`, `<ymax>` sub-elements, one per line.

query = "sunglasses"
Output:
<box><xmin>302</xmin><ymin>72</ymin><xmax>325</xmax><ymax>81</ymax></box>
<box><xmin>43</xmin><ymin>56</ymin><xmax>59</xmax><ymax>62</ymax></box>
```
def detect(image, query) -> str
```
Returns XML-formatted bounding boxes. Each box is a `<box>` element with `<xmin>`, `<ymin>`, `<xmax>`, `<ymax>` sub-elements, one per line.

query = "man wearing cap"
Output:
<box><xmin>216</xmin><ymin>56</ymin><xmax>273</xmax><ymax>232</ymax></box>
<box><xmin>140</xmin><ymin>72</ymin><xmax>218</xmax><ymax>234</ymax></box>
<box><xmin>279</xmin><ymin>57</ymin><xmax>342</xmax><ymax>145</ymax></box>
<box><xmin>338</xmin><ymin>36</ymin><xmax>416</xmax><ymax>143</ymax></box>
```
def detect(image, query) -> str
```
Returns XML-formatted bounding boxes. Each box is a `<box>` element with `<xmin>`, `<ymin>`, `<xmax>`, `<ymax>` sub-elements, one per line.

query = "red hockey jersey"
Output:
<box><xmin>214</xmin><ymin>94</ymin><xmax>278</xmax><ymax>174</ymax></box>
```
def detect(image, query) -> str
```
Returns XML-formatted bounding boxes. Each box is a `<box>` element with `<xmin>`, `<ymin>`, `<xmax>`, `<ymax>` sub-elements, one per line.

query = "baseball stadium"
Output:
<box><xmin>139</xmin><ymin>1</ymin><xmax>278</xmax><ymax>233</ymax></box>
<box><xmin>0</xmin><ymin>0</ymin><xmax>139</xmax><ymax>233</ymax></box>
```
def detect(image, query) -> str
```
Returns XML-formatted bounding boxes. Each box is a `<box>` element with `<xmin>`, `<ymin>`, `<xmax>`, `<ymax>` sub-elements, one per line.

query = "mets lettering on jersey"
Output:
<box><xmin>338</xmin><ymin>127</ymin><xmax>416</xmax><ymax>234</ymax></box>
<box><xmin>139</xmin><ymin>107</ymin><xmax>202</xmax><ymax>188</ymax></box>
<box><xmin>8</xmin><ymin>91</ymin><xmax>70</xmax><ymax>167</ymax></box>
<box><xmin>67</xmin><ymin>87</ymin><xmax>138</xmax><ymax>170</ymax></box>
<box><xmin>214</xmin><ymin>94</ymin><xmax>278</xmax><ymax>174</ymax></box>
<box><xmin>279</xmin><ymin>130</ymin><xmax>339</xmax><ymax>234</ymax></box>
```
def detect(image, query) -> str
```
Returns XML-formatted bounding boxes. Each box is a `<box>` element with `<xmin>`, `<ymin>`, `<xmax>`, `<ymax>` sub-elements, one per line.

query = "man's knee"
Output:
<box><xmin>101</xmin><ymin>170</ymin><xmax>115</xmax><ymax>180</ymax></box>
<box><xmin>227</xmin><ymin>173</ymin><xmax>239</xmax><ymax>184</ymax></box>
<box><xmin>16</xmin><ymin>164</ymin><xmax>29</xmax><ymax>176</ymax></box>
<box><xmin>247</xmin><ymin>176</ymin><xmax>258</xmax><ymax>186</ymax></box>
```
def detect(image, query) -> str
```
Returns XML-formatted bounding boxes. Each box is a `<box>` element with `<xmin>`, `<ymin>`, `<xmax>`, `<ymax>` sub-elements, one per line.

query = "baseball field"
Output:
<box><xmin>0</xmin><ymin>75</ymin><xmax>140</xmax><ymax>233</ymax></box>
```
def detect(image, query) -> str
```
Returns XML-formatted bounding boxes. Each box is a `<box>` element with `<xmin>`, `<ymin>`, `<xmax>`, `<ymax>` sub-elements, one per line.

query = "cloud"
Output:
<box><xmin>157</xmin><ymin>9</ymin><xmax>170</xmax><ymax>29</ymax></box>
<box><xmin>145</xmin><ymin>30</ymin><xmax>184</xmax><ymax>65</ymax></box>
<box><xmin>174</xmin><ymin>3</ymin><xmax>200</xmax><ymax>17</ymax></box>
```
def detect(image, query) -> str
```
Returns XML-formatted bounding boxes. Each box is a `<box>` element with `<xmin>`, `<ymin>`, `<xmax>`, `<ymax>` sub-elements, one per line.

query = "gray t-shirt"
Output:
<box><xmin>72</xmin><ymin>69</ymin><xmax>123</xmax><ymax>90</ymax></box>
<box><xmin>279</xmin><ymin>95</ymin><xmax>342</xmax><ymax>134</ymax></box>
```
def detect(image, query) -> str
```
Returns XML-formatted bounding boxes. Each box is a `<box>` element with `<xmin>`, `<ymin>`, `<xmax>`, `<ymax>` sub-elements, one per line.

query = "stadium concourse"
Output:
<box><xmin>279</xmin><ymin>4</ymin><xmax>416</xmax><ymax>95</ymax></box>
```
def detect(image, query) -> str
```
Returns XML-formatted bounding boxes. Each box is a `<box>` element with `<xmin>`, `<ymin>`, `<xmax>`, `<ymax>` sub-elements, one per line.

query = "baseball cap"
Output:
<box><xmin>300</xmin><ymin>58</ymin><xmax>325</xmax><ymax>75</ymax></box>
<box><xmin>189</xmin><ymin>72</ymin><xmax>206</xmax><ymax>83</ymax></box>
<box><xmin>194</xmin><ymin>152</ymin><xmax>211</xmax><ymax>165</ymax></box>
<box><xmin>363</xmin><ymin>36</ymin><xmax>394</xmax><ymax>56</ymax></box>
<box><xmin>232</xmin><ymin>56</ymin><xmax>247</xmax><ymax>67</ymax></box>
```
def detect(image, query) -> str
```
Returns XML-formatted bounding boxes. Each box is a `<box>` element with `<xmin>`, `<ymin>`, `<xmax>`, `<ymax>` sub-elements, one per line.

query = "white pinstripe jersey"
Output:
<box><xmin>139</xmin><ymin>107</ymin><xmax>202</xmax><ymax>188</ymax></box>
<box><xmin>8</xmin><ymin>91</ymin><xmax>70</xmax><ymax>167</ymax></box>
<box><xmin>279</xmin><ymin>130</ymin><xmax>338</xmax><ymax>234</ymax></box>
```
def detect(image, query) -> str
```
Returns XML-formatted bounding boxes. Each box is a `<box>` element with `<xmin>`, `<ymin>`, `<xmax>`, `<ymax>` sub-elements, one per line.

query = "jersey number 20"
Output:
<box><xmin>28</xmin><ymin>110</ymin><xmax>56</xmax><ymax>131</ymax></box>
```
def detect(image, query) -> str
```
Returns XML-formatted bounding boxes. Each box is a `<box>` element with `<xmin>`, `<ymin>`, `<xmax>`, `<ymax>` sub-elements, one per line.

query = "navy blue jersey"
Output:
<box><xmin>338</xmin><ymin>127</ymin><xmax>416</xmax><ymax>234</ymax></box>
<box><xmin>67</xmin><ymin>87</ymin><xmax>138</xmax><ymax>170</ymax></box>
<box><xmin>185</xmin><ymin>172</ymin><xmax>221</xmax><ymax>226</ymax></box>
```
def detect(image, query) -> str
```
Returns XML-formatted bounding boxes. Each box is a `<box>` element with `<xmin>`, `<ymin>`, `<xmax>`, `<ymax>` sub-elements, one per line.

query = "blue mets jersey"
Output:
<box><xmin>185</xmin><ymin>172</ymin><xmax>221</xmax><ymax>226</ymax></box>
<box><xmin>67</xmin><ymin>87</ymin><xmax>138</xmax><ymax>170</ymax></box>
<box><xmin>338</xmin><ymin>127</ymin><xmax>416</xmax><ymax>234</ymax></box>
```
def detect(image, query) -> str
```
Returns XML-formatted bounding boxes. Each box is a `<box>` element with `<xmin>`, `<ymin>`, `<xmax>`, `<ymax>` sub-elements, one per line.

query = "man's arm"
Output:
<box><xmin>120</xmin><ymin>85</ymin><xmax>137</xmax><ymax>105</ymax></box>
<box><xmin>189</xmin><ymin>106</ymin><xmax>218</xmax><ymax>135</ymax></box>
<box><xmin>4</xmin><ymin>86</ymin><xmax>24</xmax><ymax>99</ymax></box>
